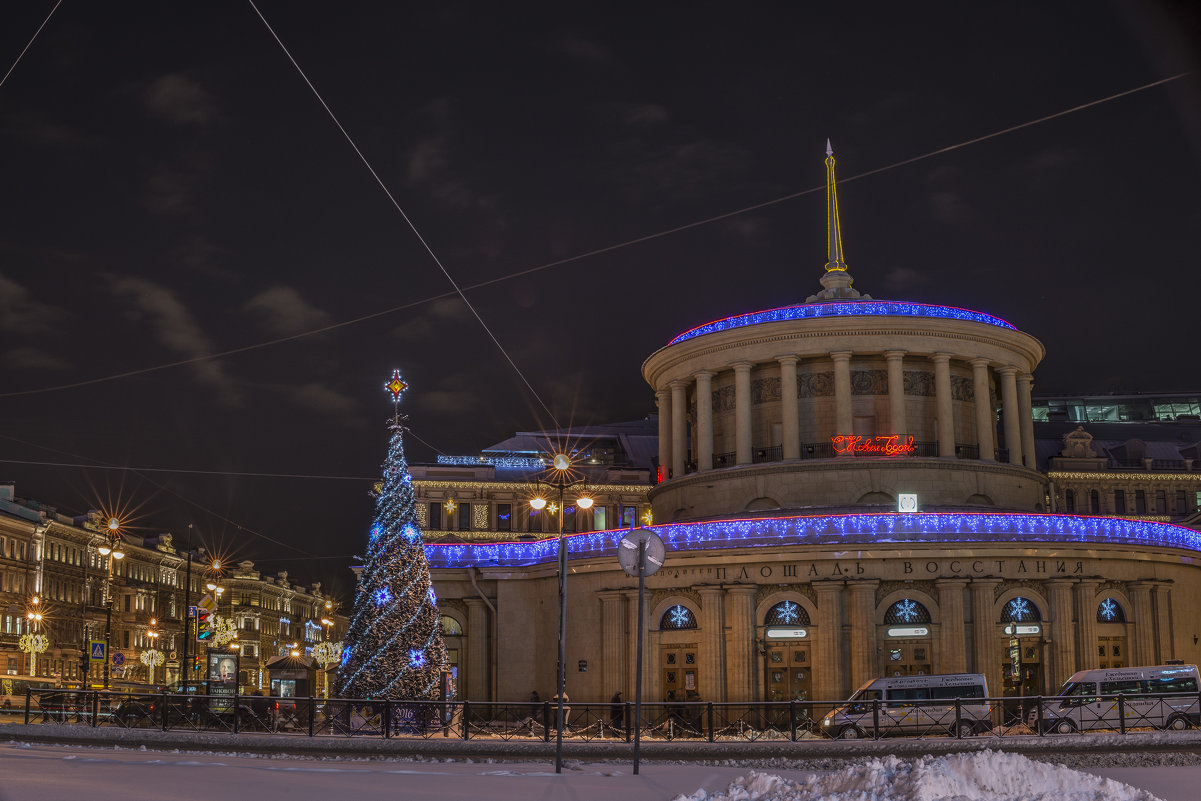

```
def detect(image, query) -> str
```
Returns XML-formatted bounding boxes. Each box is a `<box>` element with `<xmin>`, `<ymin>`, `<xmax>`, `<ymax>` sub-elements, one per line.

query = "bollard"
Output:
<box><xmin>1036</xmin><ymin>696</ymin><xmax>1044</xmax><ymax>736</ymax></box>
<box><xmin>462</xmin><ymin>700</ymin><xmax>471</xmax><ymax>740</ymax></box>
<box><xmin>1118</xmin><ymin>694</ymin><xmax>1126</xmax><ymax>735</ymax></box>
<box><xmin>872</xmin><ymin>698</ymin><xmax>881</xmax><ymax>740</ymax></box>
<box><xmin>955</xmin><ymin>699</ymin><xmax>962</xmax><ymax>739</ymax></box>
<box><xmin>383</xmin><ymin>699</ymin><xmax>392</xmax><ymax>739</ymax></box>
<box><xmin>708</xmin><ymin>702</ymin><xmax>715</xmax><ymax>743</ymax></box>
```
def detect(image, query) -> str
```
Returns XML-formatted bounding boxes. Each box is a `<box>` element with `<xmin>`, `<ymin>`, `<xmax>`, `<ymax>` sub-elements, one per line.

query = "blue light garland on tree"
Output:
<box><xmin>334</xmin><ymin>371</ymin><xmax>449</xmax><ymax>700</ymax></box>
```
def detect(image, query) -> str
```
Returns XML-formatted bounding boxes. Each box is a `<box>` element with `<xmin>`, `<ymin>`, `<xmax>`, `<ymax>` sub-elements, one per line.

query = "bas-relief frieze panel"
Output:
<box><xmin>850</xmin><ymin>369</ymin><xmax>888</xmax><ymax>396</ymax></box>
<box><xmin>651</xmin><ymin>587</ymin><xmax>702</xmax><ymax>612</ymax></box>
<box><xmin>876</xmin><ymin>580</ymin><xmax>939</xmax><ymax>607</ymax></box>
<box><xmin>797</xmin><ymin>372</ymin><xmax>834</xmax><ymax>398</ymax></box>
<box><xmin>752</xmin><ymin>376</ymin><xmax>782</xmax><ymax>404</ymax></box>
<box><xmin>951</xmin><ymin>375</ymin><xmax>974</xmax><ymax>402</ymax></box>
<box><xmin>755</xmin><ymin>583</ymin><xmax>817</xmax><ymax>608</ymax></box>
<box><xmin>903</xmin><ymin>370</ymin><xmax>936</xmax><ymax>397</ymax></box>
<box><xmin>714</xmin><ymin>386</ymin><xmax>736</xmax><ymax>412</ymax></box>
<box><xmin>995</xmin><ymin>579</ymin><xmax>1045</xmax><ymax>603</ymax></box>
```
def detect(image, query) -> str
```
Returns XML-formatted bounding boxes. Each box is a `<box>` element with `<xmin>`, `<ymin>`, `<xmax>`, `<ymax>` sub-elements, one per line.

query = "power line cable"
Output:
<box><xmin>245</xmin><ymin>0</ymin><xmax>560</xmax><ymax>430</ymax></box>
<box><xmin>0</xmin><ymin>72</ymin><xmax>1188</xmax><ymax>401</ymax></box>
<box><xmin>0</xmin><ymin>0</ymin><xmax>61</xmax><ymax>90</ymax></box>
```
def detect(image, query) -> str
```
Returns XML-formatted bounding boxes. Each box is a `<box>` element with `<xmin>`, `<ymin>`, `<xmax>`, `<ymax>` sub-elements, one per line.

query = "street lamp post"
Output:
<box><xmin>97</xmin><ymin>517</ymin><xmax>125</xmax><ymax>690</ymax></box>
<box><xmin>529</xmin><ymin>452</ymin><xmax>593</xmax><ymax>775</ymax></box>
<box><xmin>140</xmin><ymin>619</ymin><xmax>164</xmax><ymax>685</ymax></box>
<box><xmin>20</xmin><ymin>595</ymin><xmax>48</xmax><ymax>678</ymax></box>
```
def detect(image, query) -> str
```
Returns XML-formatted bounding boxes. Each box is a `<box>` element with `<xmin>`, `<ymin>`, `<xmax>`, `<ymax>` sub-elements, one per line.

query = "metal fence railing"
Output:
<box><xmin>22</xmin><ymin>689</ymin><xmax>1201</xmax><ymax>742</ymax></box>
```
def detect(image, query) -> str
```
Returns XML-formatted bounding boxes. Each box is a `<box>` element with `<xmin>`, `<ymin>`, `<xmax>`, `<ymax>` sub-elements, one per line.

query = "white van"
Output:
<box><xmin>1032</xmin><ymin>664</ymin><xmax>1200</xmax><ymax>734</ymax></box>
<box><xmin>820</xmin><ymin>674</ymin><xmax>990</xmax><ymax>739</ymax></box>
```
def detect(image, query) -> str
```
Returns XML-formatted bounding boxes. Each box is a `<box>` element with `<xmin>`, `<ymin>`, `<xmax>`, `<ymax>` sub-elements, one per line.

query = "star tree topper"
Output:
<box><xmin>385</xmin><ymin>370</ymin><xmax>408</xmax><ymax>406</ymax></box>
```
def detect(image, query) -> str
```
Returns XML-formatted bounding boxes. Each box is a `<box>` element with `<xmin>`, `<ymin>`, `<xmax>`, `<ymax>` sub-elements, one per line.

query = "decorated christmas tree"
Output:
<box><xmin>335</xmin><ymin>371</ymin><xmax>449</xmax><ymax>699</ymax></box>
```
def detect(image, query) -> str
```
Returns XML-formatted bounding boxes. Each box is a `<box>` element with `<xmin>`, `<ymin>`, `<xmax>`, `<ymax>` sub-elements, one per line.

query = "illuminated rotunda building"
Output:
<box><xmin>427</xmin><ymin>144</ymin><xmax>1201</xmax><ymax>706</ymax></box>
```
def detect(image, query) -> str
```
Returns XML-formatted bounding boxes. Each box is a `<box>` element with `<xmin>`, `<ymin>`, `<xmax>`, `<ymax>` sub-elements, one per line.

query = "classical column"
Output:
<box><xmin>969</xmin><ymin>579</ymin><xmax>1001</xmax><ymax>696</ymax></box>
<box><xmin>656</xmin><ymin>388</ymin><xmax>671</xmax><ymax>480</ymax></box>
<box><xmin>1017</xmin><ymin>373</ymin><xmax>1037</xmax><ymax>470</ymax></box>
<box><xmin>724</xmin><ymin>586</ymin><xmax>757</xmax><ymax>702</ymax></box>
<box><xmin>970</xmin><ymin>358</ymin><xmax>996</xmax><ymax>461</ymax></box>
<box><xmin>599</xmin><ymin>591</ymin><xmax>627</xmax><ymax>699</ymax></box>
<box><xmin>831</xmin><ymin>352</ymin><xmax>853</xmax><ymax>438</ymax></box>
<box><xmin>884</xmin><ymin>351</ymin><xmax>907</xmax><ymax>437</ymax></box>
<box><xmin>671</xmin><ymin>380</ymin><xmax>688</xmax><ymax>478</ymax></box>
<box><xmin>1045</xmin><ymin>580</ymin><xmax>1076</xmax><ymax>689</ymax></box>
<box><xmin>813</xmin><ymin>582</ymin><xmax>844</xmax><ymax>702</ymax></box>
<box><xmin>847</xmin><ymin>581</ymin><xmax>878</xmax><ymax>691</ymax></box>
<box><xmin>694</xmin><ymin>371</ymin><xmax>716</xmax><ymax>472</ymax></box>
<box><xmin>1073</xmin><ymin>580</ymin><xmax>1100</xmax><ymax>671</ymax></box>
<box><xmin>465</xmin><ymin>597</ymin><xmax>490</xmax><ymax>701</ymax></box>
<box><xmin>1154</xmin><ymin>583</ymin><xmax>1174</xmax><ymax>663</ymax></box>
<box><xmin>777</xmin><ymin>356</ymin><xmax>800</xmax><ymax>460</ymax></box>
<box><xmin>1129</xmin><ymin>582</ymin><xmax>1157</xmax><ymax>666</ymax></box>
<box><xmin>935</xmin><ymin>579</ymin><xmax>968</xmax><ymax>674</ymax></box>
<box><xmin>732</xmin><ymin>362</ymin><xmax>753</xmax><ymax>465</ymax></box>
<box><xmin>998</xmin><ymin>366</ymin><xmax>1023</xmax><ymax>466</ymax></box>
<box><xmin>932</xmin><ymin>354</ymin><xmax>956</xmax><ymax>457</ymax></box>
<box><xmin>697</xmin><ymin>586</ymin><xmax>727</xmax><ymax>703</ymax></box>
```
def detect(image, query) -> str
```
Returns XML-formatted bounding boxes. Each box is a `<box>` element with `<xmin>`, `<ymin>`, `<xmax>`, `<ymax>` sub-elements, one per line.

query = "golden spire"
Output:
<box><xmin>825</xmin><ymin>139</ymin><xmax>848</xmax><ymax>273</ymax></box>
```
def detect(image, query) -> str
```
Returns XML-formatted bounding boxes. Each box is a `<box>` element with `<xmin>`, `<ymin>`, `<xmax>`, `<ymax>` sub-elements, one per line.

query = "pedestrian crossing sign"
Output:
<box><xmin>89</xmin><ymin>640</ymin><xmax>106</xmax><ymax>662</ymax></box>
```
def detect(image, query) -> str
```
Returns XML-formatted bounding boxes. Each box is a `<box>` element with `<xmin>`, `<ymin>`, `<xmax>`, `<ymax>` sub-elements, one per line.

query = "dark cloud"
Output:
<box><xmin>292</xmin><ymin>382</ymin><xmax>360</xmax><ymax>419</ymax></box>
<box><xmin>0</xmin><ymin>273</ymin><xmax>68</xmax><ymax>333</ymax></box>
<box><xmin>244</xmin><ymin>286</ymin><xmax>331</xmax><ymax>336</ymax></box>
<box><xmin>143</xmin><ymin>73</ymin><xmax>220</xmax><ymax>126</ymax></box>
<box><xmin>0</xmin><ymin>346</ymin><xmax>70</xmax><ymax>371</ymax></box>
<box><xmin>107</xmin><ymin>274</ymin><xmax>240</xmax><ymax>405</ymax></box>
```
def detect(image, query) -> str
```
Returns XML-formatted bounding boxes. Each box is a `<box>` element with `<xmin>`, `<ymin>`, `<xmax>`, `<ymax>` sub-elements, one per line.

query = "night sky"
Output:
<box><xmin>1</xmin><ymin>2</ymin><xmax>1198</xmax><ymax>598</ymax></box>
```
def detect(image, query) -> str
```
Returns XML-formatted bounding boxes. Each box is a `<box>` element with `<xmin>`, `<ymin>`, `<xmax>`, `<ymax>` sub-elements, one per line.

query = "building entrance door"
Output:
<box><xmin>660</xmin><ymin>645</ymin><xmax>698</xmax><ymax>701</ymax></box>
<box><xmin>765</xmin><ymin>642</ymin><xmax>812</xmax><ymax>701</ymax></box>
<box><xmin>883</xmin><ymin>640</ymin><xmax>932</xmax><ymax>677</ymax></box>
<box><xmin>1098</xmin><ymin>635</ymin><xmax>1126</xmax><ymax>669</ymax></box>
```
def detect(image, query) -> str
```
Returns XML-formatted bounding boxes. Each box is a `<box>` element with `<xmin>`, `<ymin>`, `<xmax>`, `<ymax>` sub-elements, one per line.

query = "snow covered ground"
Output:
<box><xmin>1</xmin><ymin>741</ymin><xmax>1197</xmax><ymax>801</ymax></box>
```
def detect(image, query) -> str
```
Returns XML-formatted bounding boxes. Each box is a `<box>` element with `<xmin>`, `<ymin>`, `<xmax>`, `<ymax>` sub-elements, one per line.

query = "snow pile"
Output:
<box><xmin>672</xmin><ymin>750</ymin><xmax>1164</xmax><ymax>801</ymax></box>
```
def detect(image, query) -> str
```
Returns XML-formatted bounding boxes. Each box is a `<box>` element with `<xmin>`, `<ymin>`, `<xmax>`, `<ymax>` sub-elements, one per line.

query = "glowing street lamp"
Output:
<box><xmin>141</xmin><ymin>619</ymin><xmax>164</xmax><ymax>685</ymax></box>
<box><xmin>528</xmin><ymin>452</ymin><xmax>593</xmax><ymax>774</ymax></box>
<box><xmin>99</xmin><ymin>518</ymin><xmax>125</xmax><ymax>690</ymax></box>
<box><xmin>21</xmin><ymin>596</ymin><xmax>48</xmax><ymax>677</ymax></box>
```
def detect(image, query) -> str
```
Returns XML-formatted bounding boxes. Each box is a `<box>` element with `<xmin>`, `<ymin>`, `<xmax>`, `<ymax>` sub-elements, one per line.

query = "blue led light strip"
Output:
<box><xmin>668</xmin><ymin>301</ymin><xmax>1016</xmax><ymax>345</ymax></box>
<box><xmin>424</xmin><ymin>512</ymin><xmax>1201</xmax><ymax>569</ymax></box>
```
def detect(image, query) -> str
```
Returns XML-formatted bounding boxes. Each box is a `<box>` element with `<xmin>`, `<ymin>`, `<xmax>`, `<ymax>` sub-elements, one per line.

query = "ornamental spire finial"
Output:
<box><xmin>806</xmin><ymin>140</ymin><xmax>871</xmax><ymax>303</ymax></box>
<box><xmin>824</xmin><ymin>142</ymin><xmax>847</xmax><ymax>273</ymax></box>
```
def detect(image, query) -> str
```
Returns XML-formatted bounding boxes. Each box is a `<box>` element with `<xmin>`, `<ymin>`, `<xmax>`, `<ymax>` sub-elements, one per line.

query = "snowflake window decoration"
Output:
<box><xmin>1097</xmin><ymin>597</ymin><xmax>1125</xmax><ymax>623</ymax></box>
<box><xmin>1002</xmin><ymin>597</ymin><xmax>1040</xmax><ymax>623</ymax></box>
<box><xmin>660</xmin><ymin>604</ymin><xmax>697</xmax><ymax>630</ymax></box>
<box><xmin>884</xmin><ymin>598</ymin><xmax>931</xmax><ymax>625</ymax></box>
<box><xmin>373</xmin><ymin>587</ymin><xmax>392</xmax><ymax>606</ymax></box>
<box><xmin>409</xmin><ymin>649</ymin><xmax>427</xmax><ymax>668</ymax></box>
<box><xmin>766</xmin><ymin>600</ymin><xmax>811</xmax><ymax>627</ymax></box>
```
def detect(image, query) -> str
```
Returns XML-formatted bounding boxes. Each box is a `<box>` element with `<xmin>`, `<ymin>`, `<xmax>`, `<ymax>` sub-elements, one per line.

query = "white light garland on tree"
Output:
<box><xmin>19</xmin><ymin>633</ymin><xmax>49</xmax><ymax>677</ymax></box>
<box><xmin>312</xmin><ymin>640</ymin><xmax>343</xmax><ymax>698</ymax></box>
<box><xmin>140</xmin><ymin>648</ymin><xmax>165</xmax><ymax>684</ymax></box>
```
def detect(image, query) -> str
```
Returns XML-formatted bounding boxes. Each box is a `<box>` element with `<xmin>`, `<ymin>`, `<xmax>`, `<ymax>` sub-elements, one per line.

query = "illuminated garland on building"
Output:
<box><xmin>424</xmin><ymin>511</ymin><xmax>1201</xmax><ymax>569</ymax></box>
<box><xmin>668</xmin><ymin>301</ymin><xmax>1016</xmax><ymax>345</ymax></box>
<box><xmin>435</xmin><ymin>455</ymin><xmax>549</xmax><ymax>470</ymax></box>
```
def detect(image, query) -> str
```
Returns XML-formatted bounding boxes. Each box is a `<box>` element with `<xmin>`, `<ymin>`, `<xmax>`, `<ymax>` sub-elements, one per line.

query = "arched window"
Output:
<box><xmin>1064</xmin><ymin>489</ymin><xmax>1076</xmax><ymax>513</ymax></box>
<box><xmin>439</xmin><ymin>615</ymin><xmax>463</xmax><ymax>636</ymax></box>
<box><xmin>765</xmin><ymin>600</ymin><xmax>810</xmax><ymax>627</ymax></box>
<box><xmin>1001</xmin><ymin>597</ymin><xmax>1041</xmax><ymax>623</ymax></box>
<box><xmin>660</xmin><ymin>604</ymin><xmax>697</xmax><ymax>630</ymax></box>
<box><xmin>1097</xmin><ymin>597</ymin><xmax>1126</xmax><ymax>623</ymax></box>
<box><xmin>884</xmin><ymin>598</ymin><xmax>931</xmax><ymax>624</ymax></box>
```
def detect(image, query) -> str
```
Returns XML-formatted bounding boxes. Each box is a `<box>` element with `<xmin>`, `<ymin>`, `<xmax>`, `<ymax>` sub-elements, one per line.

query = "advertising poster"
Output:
<box><xmin>207</xmin><ymin>651</ymin><xmax>238</xmax><ymax>713</ymax></box>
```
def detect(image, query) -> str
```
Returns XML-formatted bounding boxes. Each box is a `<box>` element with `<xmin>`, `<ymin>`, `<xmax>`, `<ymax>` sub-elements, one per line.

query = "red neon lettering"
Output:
<box><xmin>831</xmin><ymin>434</ymin><xmax>915</xmax><ymax>456</ymax></box>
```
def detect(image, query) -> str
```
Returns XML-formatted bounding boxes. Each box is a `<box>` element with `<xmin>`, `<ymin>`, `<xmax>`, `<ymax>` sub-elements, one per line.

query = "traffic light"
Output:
<box><xmin>196</xmin><ymin>609</ymin><xmax>213</xmax><ymax>641</ymax></box>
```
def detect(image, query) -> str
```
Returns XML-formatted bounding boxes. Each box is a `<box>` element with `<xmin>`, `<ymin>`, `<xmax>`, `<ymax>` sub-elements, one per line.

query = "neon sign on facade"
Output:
<box><xmin>831</xmin><ymin>434</ymin><xmax>916</xmax><ymax>456</ymax></box>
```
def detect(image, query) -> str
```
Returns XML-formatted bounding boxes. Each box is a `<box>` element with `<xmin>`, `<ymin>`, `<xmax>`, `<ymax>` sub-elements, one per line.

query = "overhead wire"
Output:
<box><xmin>245</xmin><ymin>0</ymin><xmax>560</xmax><ymax>430</ymax></box>
<box><xmin>0</xmin><ymin>72</ymin><xmax>1188</xmax><ymax>401</ymax></box>
<box><xmin>0</xmin><ymin>0</ymin><xmax>61</xmax><ymax>90</ymax></box>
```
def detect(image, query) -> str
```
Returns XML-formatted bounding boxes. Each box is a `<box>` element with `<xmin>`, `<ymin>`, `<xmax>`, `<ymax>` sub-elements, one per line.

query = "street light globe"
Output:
<box><xmin>530</xmin><ymin>497</ymin><xmax>547</xmax><ymax>510</ymax></box>
<box><xmin>576</xmin><ymin>496</ymin><xmax>594</xmax><ymax>510</ymax></box>
<box><xmin>207</xmin><ymin>582</ymin><xmax>218</xmax><ymax>591</ymax></box>
<box><xmin>107</xmin><ymin>517</ymin><xmax>120</xmax><ymax>531</ymax></box>
<box><xmin>552</xmin><ymin>453</ymin><xmax>570</xmax><ymax>471</ymax></box>
<box><xmin>112</xmin><ymin>550</ymin><xmax>125</xmax><ymax>560</ymax></box>
<box><xmin>98</xmin><ymin>544</ymin><xmax>111</xmax><ymax>556</ymax></box>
